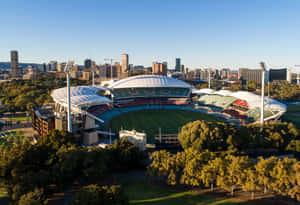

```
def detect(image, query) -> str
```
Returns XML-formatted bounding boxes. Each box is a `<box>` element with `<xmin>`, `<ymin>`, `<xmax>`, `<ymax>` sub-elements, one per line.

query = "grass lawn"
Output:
<box><xmin>109</xmin><ymin>109</ymin><xmax>225</xmax><ymax>142</ymax></box>
<box><xmin>118</xmin><ymin>179</ymin><xmax>254</xmax><ymax>205</ymax></box>
<box><xmin>282</xmin><ymin>105</ymin><xmax>300</xmax><ymax>129</ymax></box>
<box><xmin>4</xmin><ymin>129</ymin><xmax>24</xmax><ymax>137</ymax></box>
<box><xmin>7</xmin><ymin>115</ymin><xmax>31</xmax><ymax>122</ymax></box>
<box><xmin>0</xmin><ymin>190</ymin><xmax>8</xmax><ymax>205</ymax></box>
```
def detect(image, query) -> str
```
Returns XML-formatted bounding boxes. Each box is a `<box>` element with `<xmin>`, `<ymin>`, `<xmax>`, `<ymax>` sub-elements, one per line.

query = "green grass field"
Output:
<box><xmin>7</xmin><ymin>115</ymin><xmax>31</xmax><ymax>122</ymax></box>
<box><xmin>109</xmin><ymin>109</ymin><xmax>225</xmax><ymax>142</ymax></box>
<box><xmin>282</xmin><ymin>104</ymin><xmax>300</xmax><ymax>129</ymax></box>
<box><xmin>118</xmin><ymin>178</ymin><xmax>254</xmax><ymax>205</ymax></box>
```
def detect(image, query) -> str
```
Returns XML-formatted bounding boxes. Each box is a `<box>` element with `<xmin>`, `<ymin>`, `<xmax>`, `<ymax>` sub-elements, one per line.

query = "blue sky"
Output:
<box><xmin>1</xmin><ymin>0</ymin><xmax>300</xmax><ymax>70</ymax></box>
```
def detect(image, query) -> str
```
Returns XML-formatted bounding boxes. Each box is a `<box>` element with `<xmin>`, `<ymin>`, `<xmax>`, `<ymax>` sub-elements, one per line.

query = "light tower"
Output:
<box><xmin>260</xmin><ymin>62</ymin><xmax>266</xmax><ymax>124</ymax></box>
<box><xmin>64</xmin><ymin>61</ymin><xmax>74</xmax><ymax>133</ymax></box>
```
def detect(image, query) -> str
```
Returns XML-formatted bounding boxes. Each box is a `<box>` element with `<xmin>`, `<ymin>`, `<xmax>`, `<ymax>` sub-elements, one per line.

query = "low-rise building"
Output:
<box><xmin>31</xmin><ymin>104</ymin><xmax>55</xmax><ymax>137</ymax></box>
<box><xmin>119</xmin><ymin>129</ymin><xmax>146</xmax><ymax>151</ymax></box>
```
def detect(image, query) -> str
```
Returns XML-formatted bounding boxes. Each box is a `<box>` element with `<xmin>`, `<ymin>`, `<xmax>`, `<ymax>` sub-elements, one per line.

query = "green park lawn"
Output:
<box><xmin>282</xmin><ymin>104</ymin><xmax>300</xmax><ymax>129</ymax></box>
<box><xmin>109</xmin><ymin>109</ymin><xmax>225</xmax><ymax>142</ymax></box>
<box><xmin>118</xmin><ymin>179</ymin><xmax>255</xmax><ymax>205</ymax></box>
<box><xmin>7</xmin><ymin>115</ymin><xmax>31</xmax><ymax>122</ymax></box>
<box><xmin>4</xmin><ymin>129</ymin><xmax>24</xmax><ymax>137</ymax></box>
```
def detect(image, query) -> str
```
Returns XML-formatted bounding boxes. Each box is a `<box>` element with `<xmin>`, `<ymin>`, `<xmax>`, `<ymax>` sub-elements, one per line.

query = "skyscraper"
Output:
<box><xmin>49</xmin><ymin>61</ymin><xmax>57</xmax><ymax>71</ymax></box>
<box><xmin>121</xmin><ymin>54</ymin><xmax>129</xmax><ymax>72</ymax></box>
<box><xmin>57</xmin><ymin>62</ymin><xmax>67</xmax><ymax>72</ymax></box>
<box><xmin>10</xmin><ymin>50</ymin><xmax>19</xmax><ymax>78</ymax></box>
<box><xmin>152</xmin><ymin>62</ymin><xmax>167</xmax><ymax>76</ymax></box>
<box><xmin>238</xmin><ymin>68</ymin><xmax>262</xmax><ymax>84</ymax></box>
<box><xmin>175</xmin><ymin>58</ymin><xmax>181</xmax><ymax>72</ymax></box>
<box><xmin>84</xmin><ymin>59</ymin><xmax>92</xmax><ymax>70</ymax></box>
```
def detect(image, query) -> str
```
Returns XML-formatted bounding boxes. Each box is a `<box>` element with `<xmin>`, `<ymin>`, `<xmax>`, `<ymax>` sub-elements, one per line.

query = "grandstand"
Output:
<box><xmin>109</xmin><ymin>75</ymin><xmax>192</xmax><ymax>103</ymax></box>
<box><xmin>192</xmin><ymin>89</ymin><xmax>286</xmax><ymax>122</ymax></box>
<box><xmin>50</xmin><ymin>75</ymin><xmax>287</xmax><ymax>145</ymax></box>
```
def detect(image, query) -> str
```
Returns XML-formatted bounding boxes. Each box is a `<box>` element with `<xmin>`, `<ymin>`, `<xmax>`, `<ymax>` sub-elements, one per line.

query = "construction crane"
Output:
<box><xmin>64</xmin><ymin>61</ymin><xmax>74</xmax><ymax>133</ymax></box>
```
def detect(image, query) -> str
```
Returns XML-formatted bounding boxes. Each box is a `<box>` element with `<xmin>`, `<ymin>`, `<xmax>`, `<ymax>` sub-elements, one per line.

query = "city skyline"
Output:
<box><xmin>1</xmin><ymin>0</ymin><xmax>300</xmax><ymax>71</ymax></box>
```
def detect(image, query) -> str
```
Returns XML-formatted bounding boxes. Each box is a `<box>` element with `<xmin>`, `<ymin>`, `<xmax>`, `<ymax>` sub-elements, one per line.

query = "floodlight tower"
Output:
<box><xmin>260</xmin><ymin>62</ymin><xmax>266</xmax><ymax>124</ymax></box>
<box><xmin>64</xmin><ymin>61</ymin><xmax>74</xmax><ymax>133</ymax></box>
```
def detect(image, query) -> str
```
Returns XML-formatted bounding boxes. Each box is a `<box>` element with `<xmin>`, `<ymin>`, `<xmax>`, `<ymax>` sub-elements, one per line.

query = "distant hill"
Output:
<box><xmin>0</xmin><ymin>62</ymin><xmax>41</xmax><ymax>69</ymax></box>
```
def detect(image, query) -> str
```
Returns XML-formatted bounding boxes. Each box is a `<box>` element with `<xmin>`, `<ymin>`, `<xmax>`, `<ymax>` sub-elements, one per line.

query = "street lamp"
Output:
<box><xmin>260</xmin><ymin>62</ymin><xmax>266</xmax><ymax>124</ymax></box>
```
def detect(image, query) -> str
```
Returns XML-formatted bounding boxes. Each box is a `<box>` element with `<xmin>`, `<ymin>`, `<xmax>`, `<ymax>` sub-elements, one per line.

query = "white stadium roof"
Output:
<box><xmin>51</xmin><ymin>86</ymin><xmax>111</xmax><ymax>108</ymax></box>
<box><xmin>109</xmin><ymin>75</ymin><xmax>193</xmax><ymax>89</ymax></box>
<box><xmin>192</xmin><ymin>89</ymin><xmax>286</xmax><ymax>112</ymax></box>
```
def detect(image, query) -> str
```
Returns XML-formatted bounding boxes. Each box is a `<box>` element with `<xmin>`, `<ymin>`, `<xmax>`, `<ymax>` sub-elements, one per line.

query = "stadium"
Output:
<box><xmin>51</xmin><ymin>75</ymin><xmax>287</xmax><ymax>145</ymax></box>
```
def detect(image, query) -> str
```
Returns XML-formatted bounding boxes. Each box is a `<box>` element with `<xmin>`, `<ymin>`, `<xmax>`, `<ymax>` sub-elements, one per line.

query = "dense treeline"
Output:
<box><xmin>68</xmin><ymin>184</ymin><xmax>128</xmax><ymax>205</ymax></box>
<box><xmin>0</xmin><ymin>75</ymin><xmax>89</xmax><ymax>112</ymax></box>
<box><xmin>148</xmin><ymin>150</ymin><xmax>300</xmax><ymax>201</ymax></box>
<box><xmin>178</xmin><ymin>120</ymin><xmax>300</xmax><ymax>156</ymax></box>
<box><xmin>0</xmin><ymin>130</ymin><xmax>145</xmax><ymax>204</ymax></box>
<box><xmin>148</xmin><ymin>120</ymin><xmax>300</xmax><ymax>201</ymax></box>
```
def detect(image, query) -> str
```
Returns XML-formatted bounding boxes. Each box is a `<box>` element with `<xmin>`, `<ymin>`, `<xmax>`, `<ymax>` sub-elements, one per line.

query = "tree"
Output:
<box><xmin>201</xmin><ymin>157</ymin><xmax>224</xmax><ymax>192</ymax></box>
<box><xmin>217</xmin><ymin>155</ymin><xmax>251</xmax><ymax>196</ymax></box>
<box><xmin>255</xmin><ymin>156</ymin><xmax>278</xmax><ymax>194</ymax></box>
<box><xmin>178</xmin><ymin>120</ymin><xmax>237</xmax><ymax>152</ymax></box>
<box><xmin>180</xmin><ymin>150</ymin><xmax>215</xmax><ymax>186</ymax></box>
<box><xmin>247</xmin><ymin>81</ymin><xmax>257</xmax><ymax>91</ymax></box>
<box><xmin>68</xmin><ymin>184</ymin><xmax>128</xmax><ymax>205</ymax></box>
<box><xmin>270</xmin><ymin>157</ymin><xmax>297</xmax><ymax>196</ymax></box>
<box><xmin>82</xmin><ymin>147</ymin><xmax>109</xmax><ymax>181</ymax></box>
<box><xmin>147</xmin><ymin>150</ymin><xmax>172</xmax><ymax>181</ymax></box>
<box><xmin>18</xmin><ymin>188</ymin><xmax>44</xmax><ymax>205</ymax></box>
<box><xmin>107</xmin><ymin>138</ymin><xmax>146</xmax><ymax>171</ymax></box>
<box><xmin>242</xmin><ymin>169</ymin><xmax>260</xmax><ymax>199</ymax></box>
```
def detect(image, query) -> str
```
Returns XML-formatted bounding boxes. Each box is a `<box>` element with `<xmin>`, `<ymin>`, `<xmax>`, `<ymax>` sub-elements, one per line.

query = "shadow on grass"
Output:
<box><xmin>117</xmin><ymin>178</ymin><xmax>258</xmax><ymax>205</ymax></box>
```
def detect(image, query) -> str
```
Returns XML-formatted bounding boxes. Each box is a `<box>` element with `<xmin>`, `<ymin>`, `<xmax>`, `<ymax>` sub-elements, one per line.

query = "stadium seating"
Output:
<box><xmin>116</xmin><ymin>99</ymin><xmax>188</xmax><ymax>108</ymax></box>
<box><xmin>233</xmin><ymin>99</ymin><xmax>249</xmax><ymax>108</ymax></box>
<box><xmin>113</xmin><ymin>87</ymin><xmax>190</xmax><ymax>99</ymax></box>
<box><xmin>246</xmin><ymin>108</ymin><xmax>275</xmax><ymax>121</ymax></box>
<box><xmin>198</xmin><ymin>94</ymin><xmax>237</xmax><ymax>109</ymax></box>
<box><xmin>87</xmin><ymin>104</ymin><xmax>112</xmax><ymax>115</ymax></box>
<box><xmin>223</xmin><ymin>109</ymin><xmax>247</xmax><ymax>119</ymax></box>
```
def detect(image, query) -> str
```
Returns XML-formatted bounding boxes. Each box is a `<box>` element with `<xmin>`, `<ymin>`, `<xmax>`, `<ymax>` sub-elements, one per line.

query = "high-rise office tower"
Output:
<box><xmin>180</xmin><ymin>64</ymin><xmax>185</xmax><ymax>73</ymax></box>
<box><xmin>84</xmin><ymin>59</ymin><xmax>92</xmax><ymax>70</ymax></box>
<box><xmin>121</xmin><ymin>54</ymin><xmax>129</xmax><ymax>72</ymax></box>
<box><xmin>152</xmin><ymin>62</ymin><xmax>167</xmax><ymax>76</ymax></box>
<box><xmin>57</xmin><ymin>62</ymin><xmax>67</xmax><ymax>72</ymax></box>
<box><xmin>175</xmin><ymin>58</ymin><xmax>181</xmax><ymax>72</ymax></box>
<box><xmin>238</xmin><ymin>68</ymin><xmax>262</xmax><ymax>84</ymax></box>
<box><xmin>10</xmin><ymin>50</ymin><xmax>19</xmax><ymax>78</ymax></box>
<box><xmin>49</xmin><ymin>61</ymin><xmax>58</xmax><ymax>71</ymax></box>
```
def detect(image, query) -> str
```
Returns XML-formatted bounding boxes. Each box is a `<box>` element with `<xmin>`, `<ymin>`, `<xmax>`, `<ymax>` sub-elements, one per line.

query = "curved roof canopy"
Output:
<box><xmin>193</xmin><ymin>89</ymin><xmax>286</xmax><ymax>112</ymax></box>
<box><xmin>109</xmin><ymin>75</ymin><xmax>193</xmax><ymax>89</ymax></box>
<box><xmin>51</xmin><ymin>86</ymin><xmax>111</xmax><ymax>108</ymax></box>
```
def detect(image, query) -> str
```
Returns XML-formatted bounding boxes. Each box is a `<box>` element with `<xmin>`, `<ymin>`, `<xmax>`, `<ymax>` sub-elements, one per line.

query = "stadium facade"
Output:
<box><xmin>50</xmin><ymin>75</ymin><xmax>286</xmax><ymax>145</ymax></box>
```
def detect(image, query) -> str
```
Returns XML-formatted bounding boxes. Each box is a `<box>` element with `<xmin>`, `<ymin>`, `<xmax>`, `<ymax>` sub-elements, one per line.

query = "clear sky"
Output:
<box><xmin>1</xmin><ymin>0</ymin><xmax>300</xmax><ymax>71</ymax></box>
